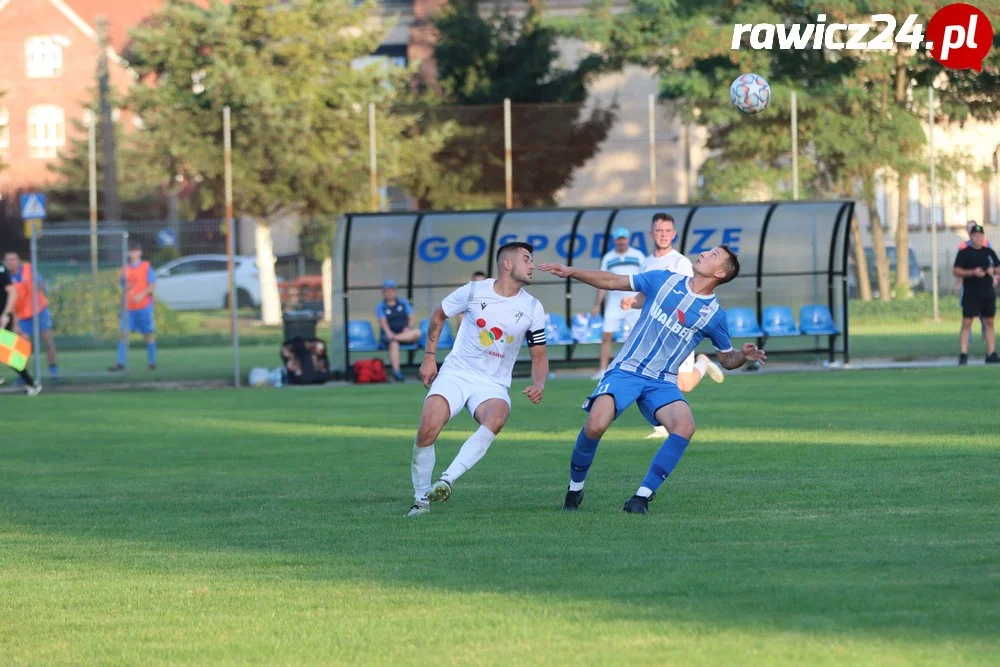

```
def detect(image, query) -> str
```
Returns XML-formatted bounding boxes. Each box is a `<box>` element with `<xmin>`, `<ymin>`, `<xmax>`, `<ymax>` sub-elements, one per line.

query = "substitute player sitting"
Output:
<box><xmin>405</xmin><ymin>242</ymin><xmax>549</xmax><ymax>517</ymax></box>
<box><xmin>110</xmin><ymin>243</ymin><xmax>158</xmax><ymax>371</ymax></box>
<box><xmin>539</xmin><ymin>244</ymin><xmax>766</xmax><ymax>515</ymax></box>
<box><xmin>591</xmin><ymin>227</ymin><xmax>645</xmax><ymax>379</ymax></box>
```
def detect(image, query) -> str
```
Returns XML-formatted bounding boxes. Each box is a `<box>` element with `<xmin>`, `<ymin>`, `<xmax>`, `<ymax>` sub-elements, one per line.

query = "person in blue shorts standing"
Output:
<box><xmin>110</xmin><ymin>243</ymin><xmax>158</xmax><ymax>371</ymax></box>
<box><xmin>539</xmin><ymin>245</ymin><xmax>766</xmax><ymax>515</ymax></box>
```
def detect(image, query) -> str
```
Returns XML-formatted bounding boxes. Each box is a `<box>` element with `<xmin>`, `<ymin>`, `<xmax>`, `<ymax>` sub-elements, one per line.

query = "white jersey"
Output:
<box><xmin>641</xmin><ymin>249</ymin><xmax>693</xmax><ymax>277</ymax></box>
<box><xmin>600</xmin><ymin>247</ymin><xmax>646</xmax><ymax>308</ymax></box>
<box><xmin>440</xmin><ymin>279</ymin><xmax>546</xmax><ymax>388</ymax></box>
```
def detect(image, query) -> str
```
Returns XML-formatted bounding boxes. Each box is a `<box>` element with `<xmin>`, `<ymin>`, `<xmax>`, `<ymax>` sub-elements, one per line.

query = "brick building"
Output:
<box><xmin>0</xmin><ymin>0</ymin><xmax>166</xmax><ymax>197</ymax></box>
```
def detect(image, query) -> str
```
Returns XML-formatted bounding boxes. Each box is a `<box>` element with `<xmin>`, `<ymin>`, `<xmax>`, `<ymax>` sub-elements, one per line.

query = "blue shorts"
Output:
<box><xmin>123</xmin><ymin>306</ymin><xmax>156</xmax><ymax>335</ymax></box>
<box><xmin>18</xmin><ymin>307</ymin><xmax>53</xmax><ymax>336</ymax></box>
<box><xmin>583</xmin><ymin>368</ymin><xmax>686</xmax><ymax>426</ymax></box>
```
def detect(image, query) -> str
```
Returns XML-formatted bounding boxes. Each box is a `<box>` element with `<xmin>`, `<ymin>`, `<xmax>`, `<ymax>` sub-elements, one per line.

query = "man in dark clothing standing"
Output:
<box><xmin>953</xmin><ymin>224</ymin><xmax>1000</xmax><ymax>365</ymax></box>
<box><xmin>0</xmin><ymin>261</ymin><xmax>42</xmax><ymax>395</ymax></box>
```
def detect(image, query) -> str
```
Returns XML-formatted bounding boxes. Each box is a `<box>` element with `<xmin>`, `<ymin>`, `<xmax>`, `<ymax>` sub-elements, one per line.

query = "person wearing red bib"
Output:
<box><xmin>110</xmin><ymin>243</ymin><xmax>158</xmax><ymax>371</ymax></box>
<box><xmin>4</xmin><ymin>251</ymin><xmax>59</xmax><ymax>379</ymax></box>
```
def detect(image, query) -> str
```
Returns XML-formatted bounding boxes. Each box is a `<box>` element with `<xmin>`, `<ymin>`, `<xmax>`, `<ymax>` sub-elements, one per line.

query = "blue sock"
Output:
<box><xmin>117</xmin><ymin>341</ymin><xmax>127</xmax><ymax>366</ymax></box>
<box><xmin>640</xmin><ymin>434</ymin><xmax>690</xmax><ymax>493</ymax></box>
<box><xmin>147</xmin><ymin>342</ymin><xmax>157</xmax><ymax>366</ymax></box>
<box><xmin>570</xmin><ymin>428</ymin><xmax>601</xmax><ymax>485</ymax></box>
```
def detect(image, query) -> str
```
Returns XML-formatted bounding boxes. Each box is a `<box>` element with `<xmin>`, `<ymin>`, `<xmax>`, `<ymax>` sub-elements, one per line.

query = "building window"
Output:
<box><xmin>0</xmin><ymin>110</ymin><xmax>9</xmax><ymax>159</ymax></box>
<box><xmin>28</xmin><ymin>105</ymin><xmax>65</xmax><ymax>159</ymax></box>
<box><xmin>25</xmin><ymin>36</ymin><xmax>64</xmax><ymax>78</ymax></box>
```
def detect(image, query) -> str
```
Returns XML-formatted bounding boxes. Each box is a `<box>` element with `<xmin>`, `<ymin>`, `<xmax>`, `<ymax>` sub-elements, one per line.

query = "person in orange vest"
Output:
<box><xmin>110</xmin><ymin>243</ymin><xmax>157</xmax><ymax>371</ymax></box>
<box><xmin>0</xmin><ymin>260</ymin><xmax>42</xmax><ymax>395</ymax></box>
<box><xmin>4</xmin><ymin>251</ymin><xmax>59</xmax><ymax>379</ymax></box>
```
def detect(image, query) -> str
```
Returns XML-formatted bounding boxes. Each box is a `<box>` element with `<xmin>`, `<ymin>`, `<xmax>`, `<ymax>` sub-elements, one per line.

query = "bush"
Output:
<box><xmin>150</xmin><ymin>245</ymin><xmax>180</xmax><ymax>268</ymax></box>
<box><xmin>46</xmin><ymin>270</ymin><xmax>189</xmax><ymax>339</ymax></box>
<box><xmin>850</xmin><ymin>292</ymin><xmax>961</xmax><ymax>324</ymax></box>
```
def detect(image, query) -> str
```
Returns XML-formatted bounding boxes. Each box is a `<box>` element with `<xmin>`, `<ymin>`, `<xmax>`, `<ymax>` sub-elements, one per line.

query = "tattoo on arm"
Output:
<box><xmin>426</xmin><ymin>321</ymin><xmax>440</xmax><ymax>347</ymax></box>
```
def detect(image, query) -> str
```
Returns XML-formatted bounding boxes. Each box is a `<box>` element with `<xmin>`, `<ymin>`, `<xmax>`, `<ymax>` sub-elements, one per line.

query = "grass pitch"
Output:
<box><xmin>2</xmin><ymin>368</ymin><xmax>998</xmax><ymax>664</ymax></box>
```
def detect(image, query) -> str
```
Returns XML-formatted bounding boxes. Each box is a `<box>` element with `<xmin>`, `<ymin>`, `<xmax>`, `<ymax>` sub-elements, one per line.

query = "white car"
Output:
<box><xmin>154</xmin><ymin>254</ymin><xmax>264</xmax><ymax>310</ymax></box>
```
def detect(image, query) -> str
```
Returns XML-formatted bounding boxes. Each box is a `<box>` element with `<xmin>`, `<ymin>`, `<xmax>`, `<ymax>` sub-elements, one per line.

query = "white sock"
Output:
<box><xmin>412</xmin><ymin>443</ymin><xmax>435</xmax><ymax>505</ymax></box>
<box><xmin>569</xmin><ymin>480</ymin><xmax>585</xmax><ymax>492</ymax></box>
<box><xmin>693</xmin><ymin>356</ymin><xmax>708</xmax><ymax>378</ymax></box>
<box><xmin>636</xmin><ymin>486</ymin><xmax>654</xmax><ymax>498</ymax></box>
<box><xmin>441</xmin><ymin>425</ymin><xmax>496</xmax><ymax>483</ymax></box>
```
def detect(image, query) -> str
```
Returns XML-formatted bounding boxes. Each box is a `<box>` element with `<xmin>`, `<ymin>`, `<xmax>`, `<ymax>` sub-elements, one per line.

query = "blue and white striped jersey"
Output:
<box><xmin>609</xmin><ymin>270</ymin><xmax>733</xmax><ymax>381</ymax></box>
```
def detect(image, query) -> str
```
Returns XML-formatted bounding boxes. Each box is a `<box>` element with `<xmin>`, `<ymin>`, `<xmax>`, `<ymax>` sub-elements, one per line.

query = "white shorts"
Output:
<box><xmin>678</xmin><ymin>351</ymin><xmax>696</xmax><ymax>374</ymax></box>
<box><xmin>427</xmin><ymin>370</ymin><xmax>511</xmax><ymax>420</ymax></box>
<box><xmin>603</xmin><ymin>303</ymin><xmax>641</xmax><ymax>336</ymax></box>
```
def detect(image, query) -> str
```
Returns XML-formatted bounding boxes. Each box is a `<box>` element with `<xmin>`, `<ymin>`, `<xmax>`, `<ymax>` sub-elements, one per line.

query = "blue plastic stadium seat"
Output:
<box><xmin>347</xmin><ymin>320</ymin><xmax>379</xmax><ymax>351</ymax></box>
<box><xmin>545</xmin><ymin>313</ymin><xmax>575</xmax><ymax>345</ymax></box>
<box><xmin>420</xmin><ymin>319</ymin><xmax>454</xmax><ymax>350</ymax></box>
<box><xmin>571</xmin><ymin>313</ymin><xmax>604</xmax><ymax>344</ymax></box>
<box><xmin>762</xmin><ymin>306</ymin><xmax>801</xmax><ymax>337</ymax></box>
<box><xmin>727</xmin><ymin>307</ymin><xmax>764</xmax><ymax>338</ymax></box>
<box><xmin>799</xmin><ymin>305</ymin><xmax>839</xmax><ymax>335</ymax></box>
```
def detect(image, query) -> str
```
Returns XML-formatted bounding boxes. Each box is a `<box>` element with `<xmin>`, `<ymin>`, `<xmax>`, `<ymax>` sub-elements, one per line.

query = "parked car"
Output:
<box><xmin>155</xmin><ymin>254</ymin><xmax>265</xmax><ymax>311</ymax></box>
<box><xmin>848</xmin><ymin>246</ymin><xmax>925</xmax><ymax>298</ymax></box>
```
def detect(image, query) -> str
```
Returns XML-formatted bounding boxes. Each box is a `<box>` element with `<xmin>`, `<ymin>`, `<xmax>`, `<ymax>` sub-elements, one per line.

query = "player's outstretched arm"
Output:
<box><xmin>537</xmin><ymin>263</ymin><xmax>632</xmax><ymax>292</ymax></box>
<box><xmin>522</xmin><ymin>344</ymin><xmax>548</xmax><ymax>404</ymax></box>
<box><xmin>716</xmin><ymin>343</ymin><xmax>767</xmax><ymax>370</ymax></box>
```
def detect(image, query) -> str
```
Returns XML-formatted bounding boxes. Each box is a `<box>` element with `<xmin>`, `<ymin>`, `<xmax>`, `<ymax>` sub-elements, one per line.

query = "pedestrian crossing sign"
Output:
<box><xmin>19</xmin><ymin>193</ymin><xmax>47</xmax><ymax>220</ymax></box>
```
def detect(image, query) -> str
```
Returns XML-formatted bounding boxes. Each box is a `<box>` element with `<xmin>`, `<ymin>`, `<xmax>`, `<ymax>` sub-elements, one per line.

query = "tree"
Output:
<box><xmin>418</xmin><ymin>0</ymin><xmax>615</xmax><ymax>208</ymax></box>
<box><xmin>125</xmin><ymin>0</ymin><xmax>452</xmax><ymax>324</ymax></box>
<box><xmin>46</xmin><ymin>93</ymin><xmax>170</xmax><ymax>222</ymax></box>
<box><xmin>573</xmin><ymin>0</ymin><xmax>1000</xmax><ymax>301</ymax></box>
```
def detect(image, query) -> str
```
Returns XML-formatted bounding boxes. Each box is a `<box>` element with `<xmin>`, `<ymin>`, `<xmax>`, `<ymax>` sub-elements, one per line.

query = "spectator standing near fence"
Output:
<box><xmin>953</xmin><ymin>224</ymin><xmax>1000</xmax><ymax>365</ymax></box>
<box><xmin>4</xmin><ymin>252</ymin><xmax>59</xmax><ymax>380</ymax></box>
<box><xmin>109</xmin><ymin>243</ymin><xmax>158</xmax><ymax>372</ymax></box>
<box><xmin>377</xmin><ymin>279</ymin><xmax>421</xmax><ymax>382</ymax></box>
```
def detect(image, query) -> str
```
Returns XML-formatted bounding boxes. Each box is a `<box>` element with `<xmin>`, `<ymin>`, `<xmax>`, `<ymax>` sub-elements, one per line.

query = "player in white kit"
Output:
<box><xmin>619</xmin><ymin>213</ymin><xmax>724</xmax><ymax>439</ymax></box>
<box><xmin>405</xmin><ymin>242</ymin><xmax>549</xmax><ymax>516</ymax></box>
<box><xmin>592</xmin><ymin>227</ymin><xmax>645</xmax><ymax>379</ymax></box>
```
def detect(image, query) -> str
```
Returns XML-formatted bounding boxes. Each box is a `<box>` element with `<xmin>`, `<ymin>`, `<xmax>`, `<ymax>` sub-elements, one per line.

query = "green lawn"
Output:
<box><xmin>2</xmin><ymin>369</ymin><xmax>998</xmax><ymax>664</ymax></box>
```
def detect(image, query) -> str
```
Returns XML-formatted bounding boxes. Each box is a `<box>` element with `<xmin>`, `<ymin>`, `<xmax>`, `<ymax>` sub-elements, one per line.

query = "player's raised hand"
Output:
<box><xmin>741</xmin><ymin>342</ymin><xmax>767</xmax><ymax>364</ymax></box>
<box><xmin>620</xmin><ymin>295</ymin><xmax>635</xmax><ymax>310</ymax></box>
<box><xmin>522</xmin><ymin>383</ymin><xmax>544</xmax><ymax>404</ymax></box>
<box><xmin>537</xmin><ymin>263</ymin><xmax>573</xmax><ymax>279</ymax></box>
<box><xmin>419</xmin><ymin>354</ymin><xmax>439</xmax><ymax>388</ymax></box>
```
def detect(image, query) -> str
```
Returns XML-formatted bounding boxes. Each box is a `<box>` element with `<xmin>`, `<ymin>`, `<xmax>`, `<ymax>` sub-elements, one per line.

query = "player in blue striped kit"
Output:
<box><xmin>539</xmin><ymin>245</ymin><xmax>766</xmax><ymax>514</ymax></box>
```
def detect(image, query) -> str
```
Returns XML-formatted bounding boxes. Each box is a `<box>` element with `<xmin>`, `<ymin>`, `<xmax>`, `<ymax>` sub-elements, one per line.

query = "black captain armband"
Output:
<box><xmin>526</xmin><ymin>328</ymin><xmax>546</xmax><ymax>347</ymax></box>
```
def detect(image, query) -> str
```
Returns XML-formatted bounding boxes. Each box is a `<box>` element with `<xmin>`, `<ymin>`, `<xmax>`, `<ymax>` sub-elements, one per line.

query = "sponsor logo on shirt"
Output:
<box><xmin>476</xmin><ymin>318</ymin><xmax>514</xmax><ymax>356</ymax></box>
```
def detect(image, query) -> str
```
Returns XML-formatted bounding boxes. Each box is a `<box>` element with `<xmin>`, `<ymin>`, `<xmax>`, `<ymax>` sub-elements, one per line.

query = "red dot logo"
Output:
<box><xmin>490</xmin><ymin>327</ymin><xmax>503</xmax><ymax>340</ymax></box>
<box><xmin>476</xmin><ymin>318</ymin><xmax>486</xmax><ymax>328</ymax></box>
<box><xmin>926</xmin><ymin>3</ymin><xmax>993</xmax><ymax>72</ymax></box>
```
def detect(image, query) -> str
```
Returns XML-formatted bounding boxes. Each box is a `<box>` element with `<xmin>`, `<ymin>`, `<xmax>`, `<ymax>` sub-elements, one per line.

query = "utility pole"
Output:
<box><xmin>97</xmin><ymin>16</ymin><xmax>121</xmax><ymax>222</ymax></box>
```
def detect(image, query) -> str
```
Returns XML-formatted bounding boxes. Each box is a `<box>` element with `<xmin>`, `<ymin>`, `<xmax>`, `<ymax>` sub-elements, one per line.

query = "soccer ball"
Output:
<box><xmin>730</xmin><ymin>73</ymin><xmax>771</xmax><ymax>114</ymax></box>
